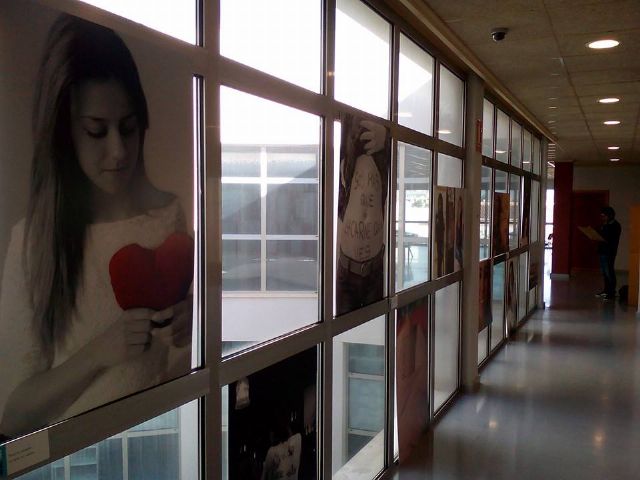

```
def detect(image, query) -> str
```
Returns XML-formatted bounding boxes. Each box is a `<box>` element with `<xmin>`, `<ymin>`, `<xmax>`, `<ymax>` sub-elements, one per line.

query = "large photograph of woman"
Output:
<box><xmin>0</xmin><ymin>3</ymin><xmax>195</xmax><ymax>439</ymax></box>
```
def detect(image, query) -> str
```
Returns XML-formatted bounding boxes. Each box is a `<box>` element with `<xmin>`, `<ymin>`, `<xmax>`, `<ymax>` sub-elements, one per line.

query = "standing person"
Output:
<box><xmin>596</xmin><ymin>206</ymin><xmax>622</xmax><ymax>300</ymax></box>
<box><xmin>0</xmin><ymin>15</ymin><xmax>193</xmax><ymax>438</ymax></box>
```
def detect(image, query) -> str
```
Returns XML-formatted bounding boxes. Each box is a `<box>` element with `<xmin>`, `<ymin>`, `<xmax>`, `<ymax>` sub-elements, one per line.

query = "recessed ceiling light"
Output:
<box><xmin>610</xmin><ymin>158</ymin><xmax>620</xmax><ymax>162</ymax></box>
<box><xmin>548</xmin><ymin>106</ymin><xmax>558</xmax><ymax>109</ymax></box>
<box><xmin>604</xmin><ymin>120</ymin><xmax>621</xmax><ymax>125</ymax></box>
<box><xmin>607</xmin><ymin>146</ymin><xmax>620</xmax><ymax>150</ymax></box>
<box><xmin>588</xmin><ymin>39</ymin><xmax>619</xmax><ymax>49</ymax></box>
<box><xmin>438</xmin><ymin>129</ymin><xmax>452</xmax><ymax>135</ymax></box>
<box><xmin>598</xmin><ymin>97</ymin><xmax>619</xmax><ymax>104</ymax></box>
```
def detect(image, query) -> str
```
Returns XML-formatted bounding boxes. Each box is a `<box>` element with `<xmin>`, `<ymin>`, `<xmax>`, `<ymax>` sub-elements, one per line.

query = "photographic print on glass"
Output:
<box><xmin>228</xmin><ymin>348</ymin><xmax>317</xmax><ymax>480</ymax></box>
<box><xmin>479</xmin><ymin>260</ymin><xmax>492</xmax><ymax>332</ymax></box>
<box><xmin>0</xmin><ymin>1</ymin><xmax>195</xmax><ymax>440</ymax></box>
<box><xmin>396</xmin><ymin>298</ymin><xmax>428</xmax><ymax>461</ymax></box>
<box><xmin>336</xmin><ymin>113</ymin><xmax>390</xmax><ymax>316</ymax></box>
<box><xmin>492</xmin><ymin>192</ymin><xmax>510</xmax><ymax>255</ymax></box>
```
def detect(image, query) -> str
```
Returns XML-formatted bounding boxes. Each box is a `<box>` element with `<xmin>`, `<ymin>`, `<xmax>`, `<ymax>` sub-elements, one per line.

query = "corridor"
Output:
<box><xmin>390</xmin><ymin>272</ymin><xmax>640</xmax><ymax>479</ymax></box>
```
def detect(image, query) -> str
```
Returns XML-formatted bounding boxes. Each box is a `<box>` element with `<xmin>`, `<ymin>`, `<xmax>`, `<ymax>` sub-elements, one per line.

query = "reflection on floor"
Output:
<box><xmin>387</xmin><ymin>270</ymin><xmax>640</xmax><ymax>479</ymax></box>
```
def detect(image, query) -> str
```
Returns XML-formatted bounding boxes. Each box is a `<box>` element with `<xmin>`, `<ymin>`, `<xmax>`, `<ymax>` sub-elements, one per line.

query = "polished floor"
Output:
<box><xmin>388</xmin><ymin>270</ymin><xmax>640</xmax><ymax>479</ymax></box>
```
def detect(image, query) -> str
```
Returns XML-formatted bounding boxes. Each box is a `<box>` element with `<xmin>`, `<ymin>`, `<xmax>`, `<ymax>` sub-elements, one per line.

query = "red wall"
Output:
<box><xmin>552</xmin><ymin>162</ymin><xmax>573</xmax><ymax>275</ymax></box>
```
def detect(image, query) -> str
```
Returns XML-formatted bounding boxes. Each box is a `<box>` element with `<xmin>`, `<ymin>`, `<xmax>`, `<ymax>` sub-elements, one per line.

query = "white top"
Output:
<box><xmin>0</xmin><ymin>199</ymin><xmax>191</xmax><ymax>423</ymax></box>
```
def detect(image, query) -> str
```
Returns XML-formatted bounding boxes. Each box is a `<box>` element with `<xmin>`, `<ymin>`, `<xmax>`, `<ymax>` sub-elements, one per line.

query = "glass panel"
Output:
<box><xmin>533</xmin><ymin>137</ymin><xmax>541</xmax><ymax>175</ymax></box>
<box><xmin>480</xmin><ymin>167</ymin><xmax>492</xmax><ymax>260</ymax></box>
<box><xmin>437</xmin><ymin>154</ymin><xmax>462</xmax><ymax>188</ymax></box>
<box><xmin>396</xmin><ymin>143</ymin><xmax>432</xmax><ymax>291</ymax></box>
<box><xmin>335</xmin><ymin>0</ymin><xmax>391</xmax><ymax>118</ymax></box>
<box><xmin>222</xmin><ymin>240</ymin><xmax>261</xmax><ymax>291</ymax></box>
<box><xmin>518</xmin><ymin>253</ymin><xmax>528</xmax><ymax>321</ymax></box>
<box><xmin>222</xmin><ymin>148</ymin><xmax>261</xmax><ymax>177</ymax></box>
<box><xmin>482</xmin><ymin>99</ymin><xmax>494</xmax><ymax>158</ymax></box>
<box><xmin>523</xmin><ymin>130</ymin><xmax>532</xmax><ymax>171</ymax></box>
<box><xmin>495</xmin><ymin>109</ymin><xmax>509</xmax><ymax>163</ymax></box>
<box><xmin>398</xmin><ymin>35</ymin><xmax>434</xmax><ymax>135</ymax></box>
<box><xmin>495</xmin><ymin>170</ymin><xmax>508</xmax><ymax>193</ymax></box>
<box><xmin>478</xmin><ymin>327</ymin><xmax>488</xmax><ymax>365</ymax></box>
<box><xmin>531</xmin><ymin>181</ymin><xmax>540</xmax><ymax>242</ymax></box>
<box><xmin>17</xmin><ymin>402</ymin><xmax>198</xmax><ymax>480</ymax></box>
<box><xmin>529</xmin><ymin>286</ymin><xmax>537</xmax><ymax>313</ymax></box>
<box><xmin>506</xmin><ymin>258</ymin><xmax>519</xmax><ymax>333</ymax></box>
<box><xmin>267</xmin><ymin>148</ymin><xmax>318</xmax><ymax>178</ymax></box>
<box><xmin>491</xmin><ymin>262</ymin><xmax>505</xmax><ymax>350</ymax></box>
<box><xmin>509</xmin><ymin>175</ymin><xmax>520</xmax><ymax>250</ymax></box>
<box><xmin>438</xmin><ymin>66</ymin><xmax>464</xmax><ymax>147</ymax></box>
<box><xmin>222</xmin><ymin>184</ymin><xmax>261</xmax><ymax>234</ymax></box>
<box><xmin>266</xmin><ymin>240</ymin><xmax>317</xmax><ymax>291</ymax></box>
<box><xmin>221</xmin><ymin>88</ymin><xmax>320</xmax><ymax>356</ymax></box>
<box><xmin>227</xmin><ymin>349</ymin><xmax>317</xmax><ymax>480</ymax></box>
<box><xmin>266</xmin><ymin>184</ymin><xmax>318</xmax><ymax>235</ymax></box>
<box><xmin>510</xmin><ymin>120</ymin><xmax>522</xmax><ymax>168</ymax></box>
<box><xmin>333</xmin><ymin>316</ymin><xmax>385</xmax><ymax>478</ymax></box>
<box><xmin>79</xmin><ymin>0</ymin><xmax>196</xmax><ymax>43</ymax></box>
<box><xmin>220</xmin><ymin>0</ymin><xmax>321</xmax><ymax>92</ymax></box>
<box><xmin>434</xmin><ymin>283</ymin><xmax>459</xmax><ymax>411</ymax></box>
<box><xmin>546</xmin><ymin>188</ymin><xmax>555</xmax><ymax>223</ymax></box>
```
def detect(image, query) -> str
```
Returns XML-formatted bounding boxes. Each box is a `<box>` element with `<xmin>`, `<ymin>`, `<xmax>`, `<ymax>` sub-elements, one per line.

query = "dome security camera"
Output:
<box><xmin>491</xmin><ymin>28</ymin><xmax>508</xmax><ymax>42</ymax></box>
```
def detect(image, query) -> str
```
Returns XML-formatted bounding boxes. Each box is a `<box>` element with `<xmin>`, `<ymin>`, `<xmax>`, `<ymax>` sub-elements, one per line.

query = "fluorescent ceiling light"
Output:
<box><xmin>607</xmin><ymin>146</ymin><xmax>620</xmax><ymax>150</ymax></box>
<box><xmin>588</xmin><ymin>39</ymin><xmax>619</xmax><ymax>49</ymax></box>
<box><xmin>610</xmin><ymin>158</ymin><xmax>620</xmax><ymax>162</ymax></box>
<box><xmin>598</xmin><ymin>97</ymin><xmax>619</xmax><ymax>104</ymax></box>
<box><xmin>603</xmin><ymin>120</ymin><xmax>621</xmax><ymax>125</ymax></box>
<box><xmin>438</xmin><ymin>129</ymin><xmax>452</xmax><ymax>135</ymax></box>
<box><xmin>548</xmin><ymin>106</ymin><xmax>558</xmax><ymax>109</ymax></box>
<box><xmin>495</xmin><ymin>150</ymin><xmax>507</xmax><ymax>154</ymax></box>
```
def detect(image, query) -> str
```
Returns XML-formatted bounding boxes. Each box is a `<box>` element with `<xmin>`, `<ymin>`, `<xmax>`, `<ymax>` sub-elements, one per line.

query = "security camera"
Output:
<box><xmin>491</xmin><ymin>28</ymin><xmax>508</xmax><ymax>42</ymax></box>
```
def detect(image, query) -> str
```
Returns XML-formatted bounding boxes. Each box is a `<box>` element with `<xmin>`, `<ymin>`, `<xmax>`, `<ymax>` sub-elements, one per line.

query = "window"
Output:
<box><xmin>482</xmin><ymin>99</ymin><xmax>494</xmax><ymax>158</ymax></box>
<box><xmin>333</xmin><ymin>316</ymin><xmax>386</xmax><ymax>478</ymax></box>
<box><xmin>434</xmin><ymin>282</ymin><xmax>460</xmax><ymax>411</ymax></box>
<box><xmin>220</xmin><ymin>0</ymin><xmax>322</xmax><ymax>92</ymax></box>
<box><xmin>509</xmin><ymin>175</ymin><xmax>520</xmax><ymax>250</ymax></box>
<box><xmin>398</xmin><ymin>35</ymin><xmax>434</xmax><ymax>135</ymax></box>
<box><xmin>490</xmin><ymin>261</ymin><xmax>505</xmax><ymax>350</ymax></box>
<box><xmin>510</xmin><ymin>120</ymin><xmax>522</xmax><ymax>168</ymax></box>
<box><xmin>396</xmin><ymin>143</ymin><xmax>432</xmax><ymax>291</ymax></box>
<box><xmin>18</xmin><ymin>403</ymin><xmax>199</xmax><ymax>480</ymax></box>
<box><xmin>335</xmin><ymin>0</ymin><xmax>391</xmax><ymax>118</ymax></box>
<box><xmin>438</xmin><ymin>66</ymin><xmax>464</xmax><ymax>147</ymax></box>
<box><xmin>480</xmin><ymin>167</ymin><xmax>492</xmax><ymax>260</ymax></box>
<box><xmin>495</xmin><ymin>109</ymin><xmax>509</xmax><ymax>163</ymax></box>
<box><xmin>220</xmin><ymin>88</ymin><xmax>320</xmax><ymax>356</ymax></box>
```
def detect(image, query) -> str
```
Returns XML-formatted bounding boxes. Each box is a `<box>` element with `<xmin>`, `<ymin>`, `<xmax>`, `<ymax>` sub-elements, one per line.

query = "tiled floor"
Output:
<box><xmin>388</xmin><ymin>271</ymin><xmax>640</xmax><ymax>479</ymax></box>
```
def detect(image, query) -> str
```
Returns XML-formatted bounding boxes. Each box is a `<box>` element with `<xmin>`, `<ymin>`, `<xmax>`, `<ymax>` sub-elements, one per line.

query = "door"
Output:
<box><xmin>570</xmin><ymin>190</ymin><xmax>609</xmax><ymax>270</ymax></box>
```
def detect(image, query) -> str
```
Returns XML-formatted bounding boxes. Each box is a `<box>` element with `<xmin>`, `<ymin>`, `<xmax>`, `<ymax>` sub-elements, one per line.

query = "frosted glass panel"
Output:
<box><xmin>519</xmin><ymin>253</ymin><xmax>528</xmax><ymax>321</ymax></box>
<box><xmin>336</xmin><ymin>0</ymin><xmax>390</xmax><ymax>118</ymax></box>
<box><xmin>437</xmin><ymin>154</ymin><xmax>462</xmax><ymax>188</ymax></box>
<box><xmin>496</xmin><ymin>109</ymin><xmax>509</xmax><ymax>163</ymax></box>
<box><xmin>434</xmin><ymin>283</ymin><xmax>459</xmax><ymax>411</ymax></box>
<box><xmin>482</xmin><ymin>99</ymin><xmax>494</xmax><ymax>157</ymax></box>
<box><xmin>220</xmin><ymin>0</ymin><xmax>321</xmax><ymax>92</ymax></box>
<box><xmin>438</xmin><ymin>66</ymin><xmax>464</xmax><ymax>147</ymax></box>
<box><xmin>511</xmin><ymin>121</ymin><xmax>522</xmax><ymax>168</ymax></box>
<box><xmin>79</xmin><ymin>0</ymin><xmax>196</xmax><ymax>43</ymax></box>
<box><xmin>398</xmin><ymin>35</ymin><xmax>434</xmax><ymax>135</ymax></box>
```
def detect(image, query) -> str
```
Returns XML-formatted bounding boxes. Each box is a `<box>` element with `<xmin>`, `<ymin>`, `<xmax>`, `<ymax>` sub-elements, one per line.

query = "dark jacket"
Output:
<box><xmin>597</xmin><ymin>219</ymin><xmax>621</xmax><ymax>256</ymax></box>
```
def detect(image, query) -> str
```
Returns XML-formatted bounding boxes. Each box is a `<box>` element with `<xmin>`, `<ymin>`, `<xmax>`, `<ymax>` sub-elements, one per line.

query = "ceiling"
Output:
<box><xmin>421</xmin><ymin>0</ymin><xmax>640</xmax><ymax>167</ymax></box>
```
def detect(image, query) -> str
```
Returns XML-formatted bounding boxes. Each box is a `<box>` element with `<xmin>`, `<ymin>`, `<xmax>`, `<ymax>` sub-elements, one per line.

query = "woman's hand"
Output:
<box><xmin>91</xmin><ymin>308</ymin><xmax>156</xmax><ymax>368</ymax></box>
<box><xmin>359</xmin><ymin>120</ymin><xmax>386</xmax><ymax>155</ymax></box>
<box><xmin>151</xmin><ymin>296</ymin><xmax>193</xmax><ymax>348</ymax></box>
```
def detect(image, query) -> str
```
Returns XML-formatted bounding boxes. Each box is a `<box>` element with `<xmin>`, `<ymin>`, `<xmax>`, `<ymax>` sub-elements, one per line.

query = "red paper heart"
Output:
<box><xmin>109</xmin><ymin>232</ymin><xmax>194</xmax><ymax>311</ymax></box>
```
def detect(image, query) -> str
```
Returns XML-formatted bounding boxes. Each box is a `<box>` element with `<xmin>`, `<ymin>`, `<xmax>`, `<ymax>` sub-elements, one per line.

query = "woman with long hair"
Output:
<box><xmin>0</xmin><ymin>14</ymin><xmax>192</xmax><ymax>437</ymax></box>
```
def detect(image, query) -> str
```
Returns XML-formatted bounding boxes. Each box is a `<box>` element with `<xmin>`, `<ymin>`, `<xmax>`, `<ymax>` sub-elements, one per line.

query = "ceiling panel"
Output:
<box><xmin>420</xmin><ymin>0</ymin><xmax>640</xmax><ymax>165</ymax></box>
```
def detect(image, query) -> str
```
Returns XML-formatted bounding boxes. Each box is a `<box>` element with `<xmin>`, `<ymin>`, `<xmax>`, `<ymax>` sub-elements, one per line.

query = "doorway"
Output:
<box><xmin>570</xmin><ymin>190</ymin><xmax>609</xmax><ymax>271</ymax></box>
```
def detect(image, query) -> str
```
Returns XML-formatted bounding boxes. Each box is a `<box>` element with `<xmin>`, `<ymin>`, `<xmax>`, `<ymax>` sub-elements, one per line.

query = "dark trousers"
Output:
<box><xmin>598</xmin><ymin>254</ymin><xmax>616</xmax><ymax>296</ymax></box>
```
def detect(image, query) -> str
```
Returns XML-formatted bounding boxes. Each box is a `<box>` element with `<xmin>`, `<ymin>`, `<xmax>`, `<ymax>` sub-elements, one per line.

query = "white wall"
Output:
<box><xmin>573</xmin><ymin>165</ymin><xmax>640</xmax><ymax>271</ymax></box>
